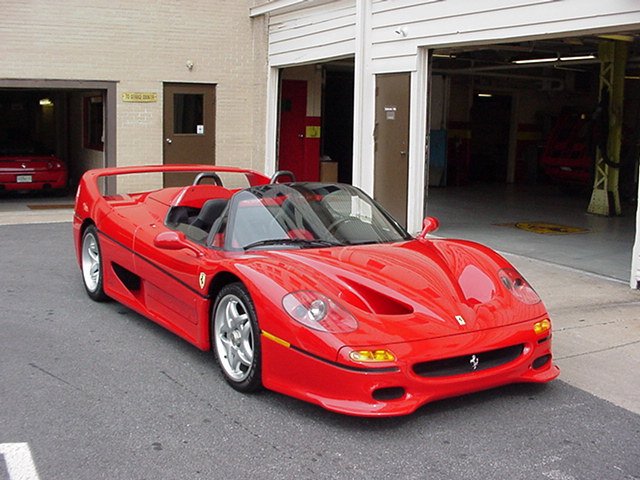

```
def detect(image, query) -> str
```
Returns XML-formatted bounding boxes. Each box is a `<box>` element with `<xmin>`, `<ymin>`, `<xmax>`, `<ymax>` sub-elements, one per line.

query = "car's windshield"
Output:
<box><xmin>216</xmin><ymin>183</ymin><xmax>411</xmax><ymax>250</ymax></box>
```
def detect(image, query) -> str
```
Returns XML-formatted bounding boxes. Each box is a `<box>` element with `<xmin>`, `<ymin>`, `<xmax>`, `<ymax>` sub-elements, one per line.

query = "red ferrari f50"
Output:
<box><xmin>73</xmin><ymin>165</ymin><xmax>558</xmax><ymax>416</ymax></box>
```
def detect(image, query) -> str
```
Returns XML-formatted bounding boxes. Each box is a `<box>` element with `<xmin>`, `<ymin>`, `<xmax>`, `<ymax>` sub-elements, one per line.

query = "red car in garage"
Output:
<box><xmin>0</xmin><ymin>144</ymin><xmax>68</xmax><ymax>192</ymax></box>
<box><xmin>73</xmin><ymin>165</ymin><xmax>559</xmax><ymax>416</ymax></box>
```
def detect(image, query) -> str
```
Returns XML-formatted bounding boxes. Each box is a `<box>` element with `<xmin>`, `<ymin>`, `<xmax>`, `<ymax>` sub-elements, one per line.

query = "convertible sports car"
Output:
<box><xmin>73</xmin><ymin>165</ymin><xmax>559</xmax><ymax>416</ymax></box>
<box><xmin>0</xmin><ymin>144</ymin><xmax>68</xmax><ymax>192</ymax></box>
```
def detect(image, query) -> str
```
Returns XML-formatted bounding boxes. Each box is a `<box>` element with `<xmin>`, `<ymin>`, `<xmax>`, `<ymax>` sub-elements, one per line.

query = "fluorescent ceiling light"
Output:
<box><xmin>39</xmin><ymin>98</ymin><xmax>53</xmax><ymax>106</ymax></box>
<box><xmin>477</xmin><ymin>93</ymin><xmax>493</xmax><ymax>97</ymax></box>
<box><xmin>513</xmin><ymin>54</ymin><xmax>596</xmax><ymax>64</ymax></box>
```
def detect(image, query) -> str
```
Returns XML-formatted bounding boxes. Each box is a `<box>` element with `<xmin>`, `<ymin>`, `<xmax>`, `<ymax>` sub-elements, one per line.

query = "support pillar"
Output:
<box><xmin>588</xmin><ymin>40</ymin><xmax>628</xmax><ymax>216</ymax></box>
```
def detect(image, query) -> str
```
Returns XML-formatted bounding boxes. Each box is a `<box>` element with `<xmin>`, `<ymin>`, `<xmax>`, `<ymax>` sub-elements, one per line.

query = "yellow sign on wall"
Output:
<box><xmin>122</xmin><ymin>92</ymin><xmax>158</xmax><ymax>103</ymax></box>
<box><xmin>306</xmin><ymin>126</ymin><xmax>321</xmax><ymax>138</ymax></box>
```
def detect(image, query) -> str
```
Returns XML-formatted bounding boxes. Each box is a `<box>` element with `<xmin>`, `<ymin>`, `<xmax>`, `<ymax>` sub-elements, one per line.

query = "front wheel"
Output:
<box><xmin>81</xmin><ymin>225</ymin><xmax>108</xmax><ymax>302</ymax></box>
<box><xmin>212</xmin><ymin>283</ymin><xmax>262</xmax><ymax>392</ymax></box>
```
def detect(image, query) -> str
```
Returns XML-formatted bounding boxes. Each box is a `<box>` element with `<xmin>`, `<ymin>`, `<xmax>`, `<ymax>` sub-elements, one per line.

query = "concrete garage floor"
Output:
<box><xmin>0</xmin><ymin>193</ymin><xmax>75</xmax><ymax>225</ymax></box>
<box><xmin>427</xmin><ymin>183</ymin><xmax>638</xmax><ymax>283</ymax></box>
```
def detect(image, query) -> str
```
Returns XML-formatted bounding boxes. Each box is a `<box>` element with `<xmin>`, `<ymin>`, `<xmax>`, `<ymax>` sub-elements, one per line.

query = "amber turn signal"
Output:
<box><xmin>533</xmin><ymin>319</ymin><xmax>551</xmax><ymax>335</ymax></box>
<box><xmin>349</xmin><ymin>349</ymin><xmax>396</xmax><ymax>362</ymax></box>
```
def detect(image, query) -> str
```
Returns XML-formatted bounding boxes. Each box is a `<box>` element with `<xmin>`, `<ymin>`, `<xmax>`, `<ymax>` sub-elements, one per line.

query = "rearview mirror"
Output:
<box><xmin>417</xmin><ymin>216</ymin><xmax>440</xmax><ymax>240</ymax></box>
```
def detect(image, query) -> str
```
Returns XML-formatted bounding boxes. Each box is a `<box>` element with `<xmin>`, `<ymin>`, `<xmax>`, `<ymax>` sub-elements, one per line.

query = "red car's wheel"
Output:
<box><xmin>81</xmin><ymin>226</ymin><xmax>108</xmax><ymax>302</ymax></box>
<box><xmin>212</xmin><ymin>283</ymin><xmax>262</xmax><ymax>392</ymax></box>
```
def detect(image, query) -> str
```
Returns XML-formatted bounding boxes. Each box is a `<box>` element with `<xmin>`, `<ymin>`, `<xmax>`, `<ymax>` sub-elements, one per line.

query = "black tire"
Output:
<box><xmin>80</xmin><ymin>225</ymin><xmax>108</xmax><ymax>302</ymax></box>
<box><xmin>211</xmin><ymin>283</ymin><xmax>262</xmax><ymax>392</ymax></box>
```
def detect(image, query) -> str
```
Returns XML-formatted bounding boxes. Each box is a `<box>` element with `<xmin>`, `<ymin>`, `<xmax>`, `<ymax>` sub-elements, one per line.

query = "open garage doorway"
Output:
<box><xmin>277</xmin><ymin>61</ymin><xmax>354</xmax><ymax>184</ymax></box>
<box><xmin>425</xmin><ymin>30</ymin><xmax>640</xmax><ymax>282</ymax></box>
<box><xmin>0</xmin><ymin>80</ymin><xmax>116</xmax><ymax>205</ymax></box>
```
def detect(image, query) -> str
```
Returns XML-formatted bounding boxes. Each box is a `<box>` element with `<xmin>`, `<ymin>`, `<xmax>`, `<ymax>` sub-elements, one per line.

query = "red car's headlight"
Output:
<box><xmin>498</xmin><ymin>268</ymin><xmax>541</xmax><ymax>304</ymax></box>
<box><xmin>282</xmin><ymin>290</ymin><xmax>358</xmax><ymax>333</ymax></box>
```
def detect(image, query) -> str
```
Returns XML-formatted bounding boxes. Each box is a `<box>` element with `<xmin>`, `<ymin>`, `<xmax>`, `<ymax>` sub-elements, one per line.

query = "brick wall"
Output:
<box><xmin>1</xmin><ymin>0</ymin><xmax>268</xmax><ymax>191</ymax></box>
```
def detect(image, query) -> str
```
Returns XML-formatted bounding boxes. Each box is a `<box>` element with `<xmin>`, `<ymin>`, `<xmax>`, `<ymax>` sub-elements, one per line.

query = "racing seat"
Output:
<box><xmin>191</xmin><ymin>199</ymin><xmax>228</xmax><ymax>232</ymax></box>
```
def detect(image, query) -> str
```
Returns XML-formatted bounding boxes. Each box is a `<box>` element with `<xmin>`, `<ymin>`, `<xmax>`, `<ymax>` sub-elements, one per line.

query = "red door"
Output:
<box><xmin>278</xmin><ymin>80</ymin><xmax>320</xmax><ymax>181</ymax></box>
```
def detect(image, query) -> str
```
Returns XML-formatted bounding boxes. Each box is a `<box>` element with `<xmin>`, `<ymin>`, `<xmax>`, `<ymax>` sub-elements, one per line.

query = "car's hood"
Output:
<box><xmin>238</xmin><ymin>239</ymin><xmax>547</xmax><ymax>346</ymax></box>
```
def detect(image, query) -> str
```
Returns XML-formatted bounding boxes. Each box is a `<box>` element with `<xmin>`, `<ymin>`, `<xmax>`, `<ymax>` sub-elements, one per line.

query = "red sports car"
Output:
<box><xmin>540</xmin><ymin>111</ymin><xmax>592</xmax><ymax>185</ymax></box>
<box><xmin>73</xmin><ymin>165</ymin><xmax>559</xmax><ymax>416</ymax></box>
<box><xmin>0</xmin><ymin>144</ymin><xmax>68</xmax><ymax>192</ymax></box>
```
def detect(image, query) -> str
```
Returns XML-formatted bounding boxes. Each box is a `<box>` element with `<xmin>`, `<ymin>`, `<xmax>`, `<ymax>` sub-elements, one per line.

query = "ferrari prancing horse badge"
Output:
<box><xmin>199</xmin><ymin>272</ymin><xmax>206</xmax><ymax>290</ymax></box>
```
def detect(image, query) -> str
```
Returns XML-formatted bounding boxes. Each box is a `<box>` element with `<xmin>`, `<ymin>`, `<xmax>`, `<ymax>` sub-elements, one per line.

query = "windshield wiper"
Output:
<box><xmin>243</xmin><ymin>238</ymin><xmax>342</xmax><ymax>250</ymax></box>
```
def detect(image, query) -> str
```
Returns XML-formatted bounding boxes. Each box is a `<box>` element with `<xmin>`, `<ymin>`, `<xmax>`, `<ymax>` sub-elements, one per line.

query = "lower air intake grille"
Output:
<box><xmin>413</xmin><ymin>344</ymin><xmax>524</xmax><ymax>378</ymax></box>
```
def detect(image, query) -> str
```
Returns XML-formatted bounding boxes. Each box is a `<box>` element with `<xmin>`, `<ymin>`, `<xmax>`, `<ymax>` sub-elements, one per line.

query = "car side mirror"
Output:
<box><xmin>417</xmin><ymin>216</ymin><xmax>440</xmax><ymax>240</ymax></box>
<box><xmin>154</xmin><ymin>231</ymin><xmax>203</xmax><ymax>257</ymax></box>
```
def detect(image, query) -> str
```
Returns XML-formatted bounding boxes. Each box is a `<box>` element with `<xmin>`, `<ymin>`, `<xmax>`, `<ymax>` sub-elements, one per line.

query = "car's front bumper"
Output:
<box><xmin>261</xmin><ymin>319</ymin><xmax>559</xmax><ymax>417</ymax></box>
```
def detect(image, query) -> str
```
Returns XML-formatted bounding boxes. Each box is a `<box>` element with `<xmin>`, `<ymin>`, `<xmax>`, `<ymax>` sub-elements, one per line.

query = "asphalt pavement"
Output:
<box><xmin>1</xmin><ymin>222</ymin><xmax>639</xmax><ymax>480</ymax></box>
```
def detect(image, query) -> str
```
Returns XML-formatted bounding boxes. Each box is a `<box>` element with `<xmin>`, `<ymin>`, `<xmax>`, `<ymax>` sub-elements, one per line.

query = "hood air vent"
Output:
<box><xmin>338</xmin><ymin>277</ymin><xmax>414</xmax><ymax>316</ymax></box>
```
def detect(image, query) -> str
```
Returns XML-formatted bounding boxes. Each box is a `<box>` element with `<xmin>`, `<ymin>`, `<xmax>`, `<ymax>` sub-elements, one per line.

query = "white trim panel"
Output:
<box><xmin>632</xmin><ymin>186</ymin><xmax>640</xmax><ymax>288</ymax></box>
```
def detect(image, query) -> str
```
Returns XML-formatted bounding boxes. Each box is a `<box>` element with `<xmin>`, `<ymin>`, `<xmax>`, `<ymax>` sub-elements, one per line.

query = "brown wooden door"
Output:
<box><xmin>374</xmin><ymin>73</ymin><xmax>410</xmax><ymax>227</ymax></box>
<box><xmin>163</xmin><ymin>83</ymin><xmax>216</xmax><ymax>187</ymax></box>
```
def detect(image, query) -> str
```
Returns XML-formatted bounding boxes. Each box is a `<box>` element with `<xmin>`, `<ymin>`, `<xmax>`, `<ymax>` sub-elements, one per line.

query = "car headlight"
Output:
<box><xmin>498</xmin><ymin>268</ymin><xmax>541</xmax><ymax>304</ymax></box>
<box><xmin>282</xmin><ymin>290</ymin><xmax>358</xmax><ymax>333</ymax></box>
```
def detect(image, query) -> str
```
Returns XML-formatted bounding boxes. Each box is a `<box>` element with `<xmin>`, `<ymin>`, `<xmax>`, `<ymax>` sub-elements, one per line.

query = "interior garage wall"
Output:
<box><xmin>3</xmin><ymin>0</ymin><xmax>268</xmax><ymax>193</ymax></box>
<box><xmin>68</xmin><ymin>91</ymin><xmax>105</xmax><ymax>186</ymax></box>
<box><xmin>281</xmin><ymin>66</ymin><xmax>323</xmax><ymax>117</ymax></box>
<box><xmin>442</xmin><ymin>70</ymin><xmax>599</xmax><ymax>185</ymax></box>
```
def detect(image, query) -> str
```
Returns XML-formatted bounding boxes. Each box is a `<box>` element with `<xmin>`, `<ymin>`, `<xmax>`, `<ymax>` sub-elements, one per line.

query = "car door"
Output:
<box><xmin>132</xmin><ymin>222</ymin><xmax>211</xmax><ymax>344</ymax></box>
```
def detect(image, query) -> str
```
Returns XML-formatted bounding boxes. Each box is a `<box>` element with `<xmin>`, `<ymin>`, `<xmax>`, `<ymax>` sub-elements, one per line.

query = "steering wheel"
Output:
<box><xmin>193</xmin><ymin>172</ymin><xmax>223</xmax><ymax>186</ymax></box>
<box><xmin>327</xmin><ymin>217</ymin><xmax>355</xmax><ymax>234</ymax></box>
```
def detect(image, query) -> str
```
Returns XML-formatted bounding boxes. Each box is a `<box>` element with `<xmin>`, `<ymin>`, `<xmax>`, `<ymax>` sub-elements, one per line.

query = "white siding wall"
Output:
<box><xmin>369</xmin><ymin>0</ymin><xmax>640</xmax><ymax>72</ymax></box>
<box><xmin>266</xmin><ymin>0</ymin><xmax>357</xmax><ymax>66</ymax></box>
<box><xmin>263</xmin><ymin>0</ymin><xmax>640</xmax><ymax>71</ymax></box>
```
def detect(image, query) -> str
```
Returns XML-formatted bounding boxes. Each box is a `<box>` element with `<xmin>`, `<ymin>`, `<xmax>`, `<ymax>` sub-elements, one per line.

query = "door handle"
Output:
<box><xmin>166</xmin><ymin>138</ymin><xmax>172</xmax><ymax>144</ymax></box>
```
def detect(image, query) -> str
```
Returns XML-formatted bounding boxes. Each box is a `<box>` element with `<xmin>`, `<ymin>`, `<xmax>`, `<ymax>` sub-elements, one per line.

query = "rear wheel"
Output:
<box><xmin>212</xmin><ymin>283</ymin><xmax>262</xmax><ymax>392</ymax></box>
<box><xmin>81</xmin><ymin>225</ymin><xmax>108</xmax><ymax>302</ymax></box>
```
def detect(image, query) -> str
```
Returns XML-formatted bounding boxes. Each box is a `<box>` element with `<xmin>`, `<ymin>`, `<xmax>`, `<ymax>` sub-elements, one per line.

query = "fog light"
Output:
<box><xmin>372</xmin><ymin>387</ymin><xmax>405</xmax><ymax>401</ymax></box>
<box><xmin>349</xmin><ymin>349</ymin><xmax>396</xmax><ymax>362</ymax></box>
<box><xmin>532</xmin><ymin>354</ymin><xmax>552</xmax><ymax>369</ymax></box>
<box><xmin>533</xmin><ymin>318</ymin><xmax>551</xmax><ymax>335</ymax></box>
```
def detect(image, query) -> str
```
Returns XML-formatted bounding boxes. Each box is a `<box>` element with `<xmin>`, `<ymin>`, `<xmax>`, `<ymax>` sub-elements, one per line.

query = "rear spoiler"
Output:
<box><xmin>79</xmin><ymin>164</ymin><xmax>271</xmax><ymax>197</ymax></box>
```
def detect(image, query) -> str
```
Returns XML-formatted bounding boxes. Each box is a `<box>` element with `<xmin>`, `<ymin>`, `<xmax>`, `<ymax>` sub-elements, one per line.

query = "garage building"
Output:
<box><xmin>1</xmin><ymin>1</ymin><xmax>269</xmax><ymax>194</ymax></box>
<box><xmin>251</xmin><ymin>0</ymin><xmax>640</xmax><ymax>288</ymax></box>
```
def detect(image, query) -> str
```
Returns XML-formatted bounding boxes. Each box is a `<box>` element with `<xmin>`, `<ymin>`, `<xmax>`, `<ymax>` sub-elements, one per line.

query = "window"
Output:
<box><xmin>173</xmin><ymin>94</ymin><xmax>203</xmax><ymax>134</ymax></box>
<box><xmin>84</xmin><ymin>96</ymin><xmax>104</xmax><ymax>150</ymax></box>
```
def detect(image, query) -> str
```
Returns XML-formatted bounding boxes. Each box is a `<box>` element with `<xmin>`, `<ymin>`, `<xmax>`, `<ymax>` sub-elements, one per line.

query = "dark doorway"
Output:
<box><xmin>322</xmin><ymin>68</ymin><xmax>354</xmax><ymax>184</ymax></box>
<box><xmin>470</xmin><ymin>94</ymin><xmax>512</xmax><ymax>183</ymax></box>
